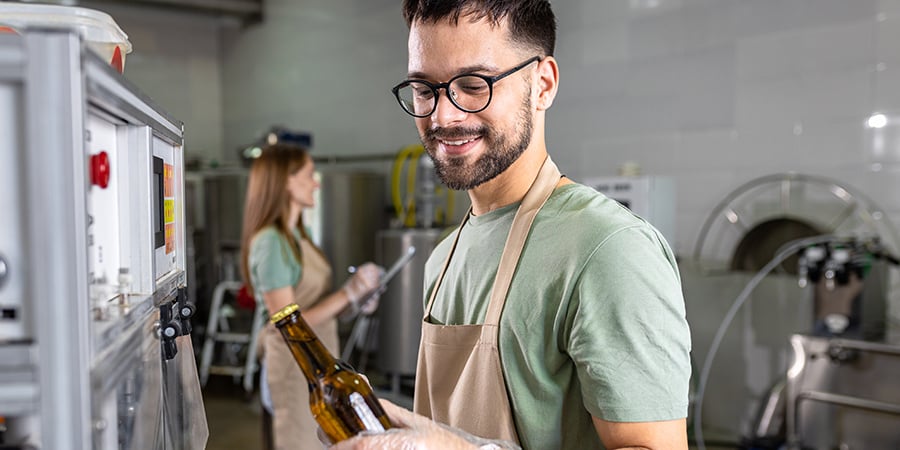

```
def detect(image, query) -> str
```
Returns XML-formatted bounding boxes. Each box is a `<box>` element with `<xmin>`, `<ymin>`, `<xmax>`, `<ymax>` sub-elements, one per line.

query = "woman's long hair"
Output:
<box><xmin>240</xmin><ymin>144</ymin><xmax>310</xmax><ymax>292</ymax></box>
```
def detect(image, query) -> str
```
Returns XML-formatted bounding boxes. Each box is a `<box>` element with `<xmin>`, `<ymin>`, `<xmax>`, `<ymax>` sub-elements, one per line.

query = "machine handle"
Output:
<box><xmin>176</xmin><ymin>287</ymin><xmax>194</xmax><ymax>336</ymax></box>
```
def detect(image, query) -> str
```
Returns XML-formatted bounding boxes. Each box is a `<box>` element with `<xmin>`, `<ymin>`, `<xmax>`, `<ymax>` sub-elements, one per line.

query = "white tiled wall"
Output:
<box><xmin>219</xmin><ymin>0</ymin><xmax>416</xmax><ymax>164</ymax></box>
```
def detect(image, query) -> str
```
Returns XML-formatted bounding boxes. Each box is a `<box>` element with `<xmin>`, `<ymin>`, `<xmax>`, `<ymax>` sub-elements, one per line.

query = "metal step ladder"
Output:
<box><xmin>341</xmin><ymin>314</ymin><xmax>379</xmax><ymax>372</ymax></box>
<box><xmin>198</xmin><ymin>280</ymin><xmax>266</xmax><ymax>394</ymax></box>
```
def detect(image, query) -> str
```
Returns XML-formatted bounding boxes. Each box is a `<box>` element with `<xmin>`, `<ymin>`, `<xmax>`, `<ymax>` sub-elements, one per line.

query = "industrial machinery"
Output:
<box><xmin>389</xmin><ymin>144</ymin><xmax>455</xmax><ymax>230</ymax></box>
<box><xmin>690</xmin><ymin>173</ymin><xmax>900</xmax><ymax>450</ymax></box>
<box><xmin>0</xmin><ymin>28</ymin><xmax>206</xmax><ymax>449</ymax></box>
<box><xmin>797</xmin><ymin>238</ymin><xmax>898</xmax><ymax>340</ymax></box>
<box><xmin>750</xmin><ymin>237</ymin><xmax>900</xmax><ymax>450</ymax></box>
<box><xmin>785</xmin><ymin>334</ymin><xmax>900</xmax><ymax>449</ymax></box>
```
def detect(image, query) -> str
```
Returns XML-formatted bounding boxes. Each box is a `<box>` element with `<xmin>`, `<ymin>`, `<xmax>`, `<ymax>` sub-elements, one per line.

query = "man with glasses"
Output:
<box><xmin>333</xmin><ymin>1</ymin><xmax>691</xmax><ymax>449</ymax></box>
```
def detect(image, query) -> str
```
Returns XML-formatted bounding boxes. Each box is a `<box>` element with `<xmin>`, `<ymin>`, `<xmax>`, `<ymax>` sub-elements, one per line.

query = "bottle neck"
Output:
<box><xmin>274</xmin><ymin>311</ymin><xmax>338</xmax><ymax>380</ymax></box>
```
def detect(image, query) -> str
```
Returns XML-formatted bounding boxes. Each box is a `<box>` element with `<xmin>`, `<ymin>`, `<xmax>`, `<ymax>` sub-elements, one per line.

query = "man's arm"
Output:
<box><xmin>592</xmin><ymin>416</ymin><xmax>687</xmax><ymax>450</ymax></box>
<box><xmin>568</xmin><ymin>226</ymin><xmax>691</xmax><ymax>450</ymax></box>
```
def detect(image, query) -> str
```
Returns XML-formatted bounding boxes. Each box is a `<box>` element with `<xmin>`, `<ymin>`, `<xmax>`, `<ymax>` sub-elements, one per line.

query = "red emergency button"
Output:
<box><xmin>91</xmin><ymin>151</ymin><xmax>111</xmax><ymax>188</ymax></box>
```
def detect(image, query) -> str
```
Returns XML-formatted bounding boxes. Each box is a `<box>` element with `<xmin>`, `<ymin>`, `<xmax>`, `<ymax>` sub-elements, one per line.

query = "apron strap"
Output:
<box><xmin>484</xmin><ymin>157</ymin><xmax>561</xmax><ymax>325</ymax></box>
<box><xmin>423</xmin><ymin>209</ymin><xmax>472</xmax><ymax>317</ymax></box>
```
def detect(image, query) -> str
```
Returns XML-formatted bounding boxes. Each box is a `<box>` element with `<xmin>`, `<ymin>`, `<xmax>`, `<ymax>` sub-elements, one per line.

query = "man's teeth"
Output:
<box><xmin>441</xmin><ymin>138</ymin><xmax>476</xmax><ymax>146</ymax></box>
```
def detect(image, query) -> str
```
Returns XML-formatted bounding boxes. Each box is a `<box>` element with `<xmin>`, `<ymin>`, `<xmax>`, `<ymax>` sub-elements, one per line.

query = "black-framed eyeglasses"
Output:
<box><xmin>391</xmin><ymin>56</ymin><xmax>542</xmax><ymax>118</ymax></box>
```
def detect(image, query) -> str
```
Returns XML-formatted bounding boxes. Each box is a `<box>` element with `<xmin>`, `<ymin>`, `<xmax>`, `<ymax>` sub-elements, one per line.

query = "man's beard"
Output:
<box><xmin>422</xmin><ymin>96</ymin><xmax>533</xmax><ymax>191</ymax></box>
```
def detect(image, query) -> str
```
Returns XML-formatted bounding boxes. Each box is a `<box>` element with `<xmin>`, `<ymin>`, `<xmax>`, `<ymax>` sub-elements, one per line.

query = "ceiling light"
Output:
<box><xmin>867</xmin><ymin>113</ymin><xmax>887</xmax><ymax>129</ymax></box>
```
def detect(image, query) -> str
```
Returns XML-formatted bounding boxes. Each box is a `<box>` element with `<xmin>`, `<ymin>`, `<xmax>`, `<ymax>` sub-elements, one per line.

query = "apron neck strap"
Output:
<box><xmin>423</xmin><ymin>207</ymin><xmax>471</xmax><ymax>316</ymax></box>
<box><xmin>424</xmin><ymin>156</ymin><xmax>562</xmax><ymax>323</ymax></box>
<box><xmin>484</xmin><ymin>156</ymin><xmax>561</xmax><ymax>325</ymax></box>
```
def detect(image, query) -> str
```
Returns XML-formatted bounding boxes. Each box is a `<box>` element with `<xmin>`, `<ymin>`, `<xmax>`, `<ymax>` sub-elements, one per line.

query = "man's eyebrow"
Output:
<box><xmin>407</xmin><ymin>64</ymin><xmax>499</xmax><ymax>80</ymax></box>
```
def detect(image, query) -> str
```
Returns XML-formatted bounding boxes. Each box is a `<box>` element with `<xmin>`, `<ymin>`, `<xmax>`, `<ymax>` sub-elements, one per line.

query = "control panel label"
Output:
<box><xmin>164</xmin><ymin>163</ymin><xmax>174</xmax><ymax>197</ymax></box>
<box><xmin>164</xmin><ymin>199</ymin><xmax>175</xmax><ymax>223</ymax></box>
<box><xmin>164</xmin><ymin>163</ymin><xmax>175</xmax><ymax>254</ymax></box>
<box><xmin>165</xmin><ymin>223</ymin><xmax>175</xmax><ymax>254</ymax></box>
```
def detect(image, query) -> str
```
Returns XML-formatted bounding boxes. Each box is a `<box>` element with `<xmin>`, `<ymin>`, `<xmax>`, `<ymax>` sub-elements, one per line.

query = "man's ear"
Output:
<box><xmin>535</xmin><ymin>56</ymin><xmax>559</xmax><ymax>111</ymax></box>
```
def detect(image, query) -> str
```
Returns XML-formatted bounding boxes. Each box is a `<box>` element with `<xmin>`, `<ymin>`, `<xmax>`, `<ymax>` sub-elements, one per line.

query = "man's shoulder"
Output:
<box><xmin>540</xmin><ymin>183</ymin><xmax>649</xmax><ymax>236</ymax></box>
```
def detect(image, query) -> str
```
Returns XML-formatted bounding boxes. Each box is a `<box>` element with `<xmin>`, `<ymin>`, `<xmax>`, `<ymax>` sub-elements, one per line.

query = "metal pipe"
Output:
<box><xmin>788</xmin><ymin>390</ymin><xmax>900</xmax><ymax>449</ymax></box>
<box><xmin>312</xmin><ymin>153</ymin><xmax>399</xmax><ymax>165</ymax></box>
<box><xmin>796</xmin><ymin>391</ymin><xmax>900</xmax><ymax>416</ymax></box>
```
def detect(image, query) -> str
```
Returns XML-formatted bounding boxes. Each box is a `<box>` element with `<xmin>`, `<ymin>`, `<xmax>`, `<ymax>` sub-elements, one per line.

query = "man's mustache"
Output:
<box><xmin>424</xmin><ymin>126</ymin><xmax>487</xmax><ymax>141</ymax></box>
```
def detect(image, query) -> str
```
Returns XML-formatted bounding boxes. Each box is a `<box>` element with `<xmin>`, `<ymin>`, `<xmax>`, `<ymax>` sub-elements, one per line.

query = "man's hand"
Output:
<box><xmin>329</xmin><ymin>400</ymin><xmax>514</xmax><ymax>450</ymax></box>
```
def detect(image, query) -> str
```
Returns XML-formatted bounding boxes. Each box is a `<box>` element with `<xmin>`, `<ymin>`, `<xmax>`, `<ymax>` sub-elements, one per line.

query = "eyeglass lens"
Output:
<box><xmin>396</xmin><ymin>75</ymin><xmax>491</xmax><ymax>116</ymax></box>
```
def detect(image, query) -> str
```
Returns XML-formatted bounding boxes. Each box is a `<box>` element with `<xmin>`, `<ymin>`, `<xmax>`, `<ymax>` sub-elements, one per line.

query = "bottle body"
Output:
<box><xmin>272</xmin><ymin>303</ymin><xmax>391</xmax><ymax>442</ymax></box>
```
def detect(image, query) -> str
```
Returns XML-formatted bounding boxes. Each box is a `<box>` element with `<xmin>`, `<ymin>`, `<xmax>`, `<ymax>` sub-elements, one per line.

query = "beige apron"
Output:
<box><xmin>265</xmin><ymin>236</ymin><xmax>339</xmax><ymax>450</ymax></box>
<box><xmin>414</xmin><ymin>157</ymin><xmax>561</xmax><ymax>443</ymax></box>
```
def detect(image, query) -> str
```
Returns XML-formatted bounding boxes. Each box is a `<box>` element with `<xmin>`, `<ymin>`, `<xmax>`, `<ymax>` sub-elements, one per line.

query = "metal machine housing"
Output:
<box><xmin>0</xmin><ymin>30</ymin><xmax>206</xmax><ymax>449</ymax></box>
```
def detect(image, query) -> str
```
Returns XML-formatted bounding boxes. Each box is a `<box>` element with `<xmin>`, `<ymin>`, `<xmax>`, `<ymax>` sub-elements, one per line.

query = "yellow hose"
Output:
<box><xmin>391</xmin><ymin>145</ymin><xmax>414</xmax><ymax>222</ymax></box>
<box><xmin>391</xmin><ymin>144</ymin><xmax>457</xmax><ymax>227</ymax></box>
<box><xmin>404</xmin><ymin>146</ymin><xmax>425</xmax><ymax>227</ymax></box>
<box><xmin>391</xmin><ymin>144</ymin><xmax>425</xmax><ymax>226</ymax></box>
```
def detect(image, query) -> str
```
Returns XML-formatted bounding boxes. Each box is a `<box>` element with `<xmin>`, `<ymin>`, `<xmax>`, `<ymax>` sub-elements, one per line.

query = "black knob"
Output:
<box><xmin>162</xmin><ymin>321</ymin><xmax>182</xmax><ymax>339</ymax></box>
<box><xmin>179</xmin><ymin>302</ymin><xmax>196</xmax><ymax>320</ymax></box>
<box><xmin>160</xmin><ymin>321</ymin><xmax>181</xmax><ymax>360</ymax></box>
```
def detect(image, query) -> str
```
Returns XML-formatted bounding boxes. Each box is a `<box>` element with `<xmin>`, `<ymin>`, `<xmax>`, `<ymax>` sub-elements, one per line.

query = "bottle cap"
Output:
<box><xmin>270</xmin><ymin>303</ymin><xmax>299</xmax><ymax>324</ymax></box>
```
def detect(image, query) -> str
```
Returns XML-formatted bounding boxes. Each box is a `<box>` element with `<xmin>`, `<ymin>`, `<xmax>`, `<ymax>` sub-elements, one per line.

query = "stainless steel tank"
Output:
<box><xmin>375</xmin><ymin>228</ymin><xmax>444</xmax><ymax>378</ymax></box>
<box><xmin>317</xmin><ymin>171</ymin><xmax>387</xmax><ymax>288</ymax></box>
<box><xmin>201</xmin><ymin>170</ymin><xmax>248</xmax><ymax>283</ymax></box>
<box><xmin>194</xmin><ymin>170</ymin><xmax>248</xmax><ymax>336</ymax></box>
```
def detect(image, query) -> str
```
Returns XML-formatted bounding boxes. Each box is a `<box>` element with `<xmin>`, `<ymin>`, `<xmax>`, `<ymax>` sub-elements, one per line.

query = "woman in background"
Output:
<box><xmin>240</xmin><ymin>144</ymin><xmax>382</xmax><ymax>449</ymax></box>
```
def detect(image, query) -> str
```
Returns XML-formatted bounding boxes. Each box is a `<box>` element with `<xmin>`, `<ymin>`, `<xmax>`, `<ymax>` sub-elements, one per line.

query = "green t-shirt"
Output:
<box><xmin>249</xmin><ymin>226</ymin><xmax>304</xmax><ymax>298</ymax></box>
<box><xmin>424</xmin><ymin>183</ymin><xmax>692</xmax><ymax>450</ymax></box>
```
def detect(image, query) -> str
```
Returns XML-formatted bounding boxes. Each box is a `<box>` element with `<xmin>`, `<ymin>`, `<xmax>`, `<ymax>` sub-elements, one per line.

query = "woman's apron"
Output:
<box><xmin>265</xmin><ymin>237</ymin><xmax>339</xmax><ymax>450</ymax></box>
<box><xmin>414</xmin><ymin>157</ymin><xmax>561</xmax><ymax>444</ymax></box>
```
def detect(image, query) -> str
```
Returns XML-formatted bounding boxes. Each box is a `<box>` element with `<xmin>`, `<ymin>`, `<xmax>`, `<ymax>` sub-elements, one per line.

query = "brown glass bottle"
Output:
<box><xmin>270</xmin><ymin>303</ymin><xmax>392</xmax><ymax>442</ymax></box>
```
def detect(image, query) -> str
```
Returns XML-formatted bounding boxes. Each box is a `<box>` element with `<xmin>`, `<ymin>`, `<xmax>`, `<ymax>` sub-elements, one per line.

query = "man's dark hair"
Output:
<box><xmin>402</xmin><ymin>0</ymin><xmax>556</xmax><ymax>57</ymax></box>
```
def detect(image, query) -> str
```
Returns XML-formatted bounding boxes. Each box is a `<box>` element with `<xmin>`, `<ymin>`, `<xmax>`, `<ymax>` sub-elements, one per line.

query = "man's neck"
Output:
<box><xmin>467</xmin><ymin>147</ymin><xmax>548</xmax><ymax>216</ymax></box>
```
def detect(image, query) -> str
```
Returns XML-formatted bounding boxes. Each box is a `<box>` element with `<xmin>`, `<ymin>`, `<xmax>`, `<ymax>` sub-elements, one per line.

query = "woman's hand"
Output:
<box><xmin>342</xmin><ymin>262</ymin><xmax>384</xmax><ymax>315</ymax></box>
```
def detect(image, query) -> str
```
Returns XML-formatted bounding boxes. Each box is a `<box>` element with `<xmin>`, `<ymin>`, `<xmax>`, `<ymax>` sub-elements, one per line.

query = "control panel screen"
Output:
<box><xmin>153</xmin><ymin>156</ymin><xmax>165</xmax><ymax>249</ymax></box>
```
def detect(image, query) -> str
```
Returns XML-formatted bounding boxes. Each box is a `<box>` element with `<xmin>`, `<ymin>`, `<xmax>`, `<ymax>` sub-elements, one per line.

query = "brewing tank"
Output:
<box><xmin>317</xmin><ymin>171</ymin><xmax>387</xmax><ymax>288</ymax></box>
<box><xmin>375</xmin><ymin>228</ymin><xmax>443</xmax><ymax>376</ymax></box>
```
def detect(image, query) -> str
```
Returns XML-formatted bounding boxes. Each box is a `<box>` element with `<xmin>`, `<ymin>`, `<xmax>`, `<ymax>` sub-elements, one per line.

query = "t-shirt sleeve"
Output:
<box><xmin>566</xmin><ymin>225</ymin><xmax>692</xmax><ymax>422</ymax></box>
<box><xmin>249</xmin><ymin>229</ymin><xmax>301</xmax><ymax>294</ymax></box>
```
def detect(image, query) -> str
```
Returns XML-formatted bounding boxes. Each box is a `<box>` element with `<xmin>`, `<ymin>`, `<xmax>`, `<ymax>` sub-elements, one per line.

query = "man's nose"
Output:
<box><xmin>430</xmin><ymin>88</ymin><xmax>467</xmax><ymax>125</ymax></box>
